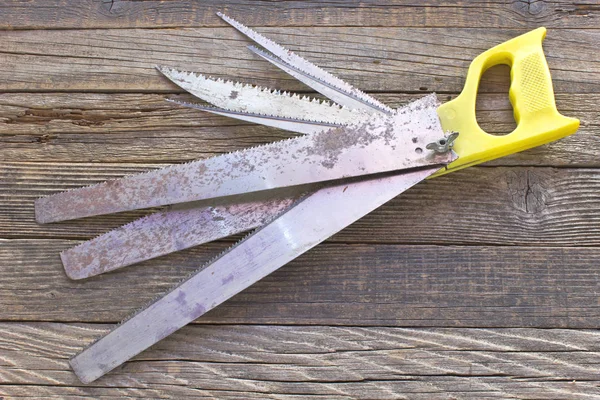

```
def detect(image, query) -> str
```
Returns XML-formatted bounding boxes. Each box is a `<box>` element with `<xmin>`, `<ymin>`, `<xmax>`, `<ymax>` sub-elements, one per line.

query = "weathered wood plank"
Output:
<box><xmin>0</xmin><ymin>27</ymin><xmax>597</xmax><ymax>92</ymax></box>
<box><xmin>3</xmin><ymin>165</ymin><xmax>600</xmax><ymax>246</ymax></box>
<box><xmin>2</xmin><ymin>239</ymin><xmax>600</xmax><ymax>326</ymax></box>
<box><xmin>0</xmin><ymin>0</ymin><xmax>598</xmax><ymax>29</ymax></box>
<box><xmin>0</xmin><ymin>92</ymin><xmax>591</xmax><ymax>165</ymax></box>
<box><xmin>1</xmin><ymin>322</ymin><xmax>600</xmax><ymax>398</ymax></box>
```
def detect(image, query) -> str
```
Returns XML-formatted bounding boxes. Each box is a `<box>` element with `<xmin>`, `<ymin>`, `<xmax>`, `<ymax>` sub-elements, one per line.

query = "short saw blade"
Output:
<box><xmin>217</xmin><ymin>12</ymin><xmax>393</xmax><ymax>114</ymax></box>
<box><xmin>157</xmin><ymin>66</ymin><xmax>369</xmax><ymax>125</ymax></box>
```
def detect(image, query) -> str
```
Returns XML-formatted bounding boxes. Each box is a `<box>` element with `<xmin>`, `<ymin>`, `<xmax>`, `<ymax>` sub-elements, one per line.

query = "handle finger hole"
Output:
<box><xmin>475</xmin><ymin>64</ymin><xmax>517</xmax><ymax>136</ymax></box>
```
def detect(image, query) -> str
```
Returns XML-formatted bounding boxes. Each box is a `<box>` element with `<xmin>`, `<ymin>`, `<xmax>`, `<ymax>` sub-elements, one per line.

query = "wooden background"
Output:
<box><xmin>1</xmin><ymin>1</ymin><xmax>600</xmax><ymax>398</ymax></box>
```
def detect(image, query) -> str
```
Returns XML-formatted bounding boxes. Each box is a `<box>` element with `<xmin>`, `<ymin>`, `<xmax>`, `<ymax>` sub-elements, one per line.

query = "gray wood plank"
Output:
<box><xmin>0</xmin><ymin>0</ymin><xmax>597</xmax><ymax>29</ymax></box>
<box><xmin>2</xmin><ymin>239</ymin><xmax>600</xmax><ymax>326</ymax></box>
<box><xmin>1</xmin><ymin>322</ymin><xmax>599</xmax><ymax>398</ymax></box>
<box><xmin>3</xmin><ymin>165</ymin><xmax>600</xmax><ymax>246</ymax></box>
<box><xmin>0</xmin><ymin>92</ymin><xmax>591</xmax><ymax>165</ymax></box>
<box><xmin>0</xmin><ymin>27</ymin><xmax>597</xmax><ymax>93</ymax></box>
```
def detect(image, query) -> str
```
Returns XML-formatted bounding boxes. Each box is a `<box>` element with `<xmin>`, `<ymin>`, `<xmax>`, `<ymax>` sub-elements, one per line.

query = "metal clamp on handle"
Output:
<box><xmin>433</xmin><ymin>27</ymin><xmax>579</xmax><ymax>177</ymax></box>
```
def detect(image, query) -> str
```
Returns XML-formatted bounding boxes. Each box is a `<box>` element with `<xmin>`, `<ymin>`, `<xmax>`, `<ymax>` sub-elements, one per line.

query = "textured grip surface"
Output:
<box><xmin>434</xmin><ymin>27</ymin><xmax>579</xmax><ymax>177</ymax></box>
<box><xmin>519</xmin><ymin>53</ymin><xmax>551</xmax><ymax>113</ymax></box>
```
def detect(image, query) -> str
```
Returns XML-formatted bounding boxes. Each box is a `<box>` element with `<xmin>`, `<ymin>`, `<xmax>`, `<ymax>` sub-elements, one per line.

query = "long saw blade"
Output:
<box><xmin>70</xmin><ymin>162</ymin><xmax>451</xmax><ymax>383</ymax></box>
<box><xmin>35</xmin><ymin>95</ymin><xmax>451</xmax><ymax>223</ymax></box>
<box><xmin>61</xmin><ymin>67</ymin><xmax>387</xmax><ymax>279</ymax></box>
<box><xmin>217</xmin><ymin>12</ymin><xmax>393</xmax><ymax>114</ymax></box>
<box><xmin>61</xmin><ymin>187</ymin><xmax>305</xmax><ymax>280</ymax></box>
<box><xmin>60</xmin><ymin>95</ymin><xmax>447</xmax><ymax>279</ymax></box>
<box><xmin>156</xmin><ymin>66</ymin><xmax>370</xmax><ymax>126</ymax></box>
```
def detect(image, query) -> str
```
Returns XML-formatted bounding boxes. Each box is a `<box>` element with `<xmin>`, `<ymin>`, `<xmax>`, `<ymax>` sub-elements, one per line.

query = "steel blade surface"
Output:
<box><xmin>35</xmin><ymin>95</ymin><xmax>448</xmax><ymax>223</ymax></box>
<box><xmin>157</xmin><ymin>66</ymin><xmax>368</xmax><ymax>125</ymax></box>
<box><xmin>167</xmin><ymin>99</ymin><xmax>342</xmax><ymax>135</ymax></box>
<box><xmin>61</xmin><ymin>187</ymin><xmax>305</xmax><ymax>280</ymax></box>
<box><xmin>69</xmin><ymin>164</ymin><xmax>448</xmax><ymax>384</ymax></box>
<box><xmin>248</xmin><ymin>46</ymin><xmax>387</xmax><ymax>112</ymax></box>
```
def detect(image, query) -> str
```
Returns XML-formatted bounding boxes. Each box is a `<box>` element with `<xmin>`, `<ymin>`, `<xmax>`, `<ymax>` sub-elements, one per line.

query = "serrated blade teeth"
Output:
<box><xmin>157</xmin><ymin>65</ymin><xmax>370</xmax><ymax>126</ymax></box>
<box><xmin>217</xmin><ymin>13</ymin><xmax>393</xmax><ymax>114</ymax></box>
<box><xmin>61</xmin><ymin>188</ymin><xmax>304</xmax><ymax>280</ymax></box>
<box><xmin>168</xmin><ymin>99</ymin><xmax>342</xmax><ymax>135</ymax></box>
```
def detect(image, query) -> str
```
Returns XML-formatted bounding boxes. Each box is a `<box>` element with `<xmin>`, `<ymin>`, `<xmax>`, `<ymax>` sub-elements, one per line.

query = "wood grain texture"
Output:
<box><xmin>1</xmin><ymin>27</ymin><xmax>598</xmax><ymax>93</ymax></box>
<box><xmin>1</xmin><ymin>322</ymin><xmax>600</xmax><ymax>398</ymax></box>
<box><xmin>0</xmin><ymin>92</ymin><xmax>593</xmax><ymax>165</ymax></box>
<box><xmin>0</xmin><ymin>0</ymin><xmax>598</xmax><ymax>29</ymax></box>
<box><xmin>1</xmin><ymin>1</ymin><xmax>598</xmax><ymax>396</ymax></box>
<box><xmin>2</xmin><ymin>238</ymin><xmax>600</xmax><ymax>327</ymax></box>
<box><xmin>4</xmin><ymin>164</ymin><xmax>600</xmax><ymax>246</ymax></box>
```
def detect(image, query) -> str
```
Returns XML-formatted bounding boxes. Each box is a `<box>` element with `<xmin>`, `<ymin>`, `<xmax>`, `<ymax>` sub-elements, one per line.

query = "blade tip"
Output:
<box><xmin>34</xmin><ymin>198</ymin><xmax>51</xmax><ymax>224</ymax></box>
<box><xmin>155</xmin><ymin>64</ymin><xmax>172</xmax><ymax>76</ymax></box>
<box><xmin>60</xmin><ymin>251</ymin><xmax>87</xmax><ymax>281</ymax></box>
<box><xmin>69</xmin><ymin>357</ymin><xmax>99</xmax><ymax>384</ymax></box>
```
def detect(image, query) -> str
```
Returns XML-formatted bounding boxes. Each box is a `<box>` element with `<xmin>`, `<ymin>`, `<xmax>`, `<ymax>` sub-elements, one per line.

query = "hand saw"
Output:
<box><xmin>57</xmin><ymin>16</ymin><xmax>578</xmax><ymax>281</ymax></box>
<box><xmin>34</xmin><ymin>14</ymin><xmax>579</xmax><ymax>383</ymax></box>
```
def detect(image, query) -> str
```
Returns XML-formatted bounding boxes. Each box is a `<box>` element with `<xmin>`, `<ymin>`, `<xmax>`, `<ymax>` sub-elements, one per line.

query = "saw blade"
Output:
<box><xmin>69</xmin><ymin>163</ymin><xmax>448</xmax><ymax>384</ymax></box>
<box><xmin>156</xmin><ymin>66</ymin><xmax>369</xmax><ymax>124</ymax></box>
<box><xmin>248</xmin><ymin>46</ymin><xmax>389</xmax><ymax>113</ymax></box>
<box><xmin>61</xmin><ymin>186</ymin><xmax>305</xmax><ymax>280</ymax></box>
<box><xmin>59</xmin><ymin>95</ymin><xmax>441</xmax><ymax>279</ymax></box>
<box><xmin>167</xmin><ymin>99</ymin><xmax>341</xmax><ymax>135</ymax></box>
<box><xmin>217</xmin><ymin>12</ymin><xmax>393</xmax><ymax>114</ymax></box>
<box><xmin>35</xmin><ymin>95</ymin><xmax>450</xmax><ymax>223</ymax></box>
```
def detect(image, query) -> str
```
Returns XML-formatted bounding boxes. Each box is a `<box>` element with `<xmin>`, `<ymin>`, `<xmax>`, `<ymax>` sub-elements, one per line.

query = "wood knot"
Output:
<box><xmin>506</xmin><ymin>169</ymin><xmax>547</xmax><ymax>214</ymax></box>
<box><xmin>513</xmin><ymin>0</ymin><xmax>547</xmax><ymax>16</ymax></box>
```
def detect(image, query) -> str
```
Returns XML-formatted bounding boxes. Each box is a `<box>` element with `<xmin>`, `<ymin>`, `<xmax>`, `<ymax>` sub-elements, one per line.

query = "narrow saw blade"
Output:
<box><xmin>61</xmin><ymin>186</ymin><xmax>305</xmax><ymax>280</ymax></box>
<box><xmin>70</xmin><ymin>164</ymin><xmax>448</xmax><ymax>383</ymax></box>
<box><xmin>167</xmin><ymin>99</ymin><xmax>342</xmax><ymax>135</ymax></box>
<box><xmin>217</xmin><ymin>12</ymin><xmax>393</xmax><ymax>114</ymax></box>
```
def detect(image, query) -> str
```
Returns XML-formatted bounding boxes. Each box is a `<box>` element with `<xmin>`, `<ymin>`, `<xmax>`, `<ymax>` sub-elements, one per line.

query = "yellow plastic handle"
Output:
<box><xmin>432</xmin><ymin>27</ymin><xmax>579</xmax><ymax>177</ymax></box>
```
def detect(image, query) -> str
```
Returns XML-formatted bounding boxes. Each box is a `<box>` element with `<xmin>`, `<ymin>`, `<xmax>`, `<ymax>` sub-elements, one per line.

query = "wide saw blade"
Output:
<box><xmin>35</xmin><ymin>95</ymin><xmax>450</xmax><ymax>223</ymax></box>
<box><xmin>61</xmin><ymin>187</ymin><xmax>305</xmax><ymax>280</ymax></box>
<box><xmin>70</xmin><ymin>163</ymin><xmax>449</xmax><ymax>383</ymax></box>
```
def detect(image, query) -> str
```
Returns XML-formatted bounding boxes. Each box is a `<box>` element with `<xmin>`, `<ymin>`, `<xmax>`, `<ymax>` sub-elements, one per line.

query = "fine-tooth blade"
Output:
<box><xmin>167</xmin><ymin>99</ymin><xmax>341</xmax><ymax>135</ymax></box>
<box><xmin>61</xmin><ymin>187</ymin><xmax>305</xmax><ymax>280</ymax></box>
<box><xmin>35</xmin><ymin>94</ymin><xmax>451</xmax><ymax>223</ymax></box>
<box><xmin>69</xmin><ymin>164</ymin><xmax>446</xmax><ymax>383</ymax></box>
<box><xmin>248</xmin><ymin>46</ymin><xmax>388</xmax><ymax>113</ymax></box>
<box><xmin>217</xmin><ymin>12</ymin><xmax>393</xmax><ymax>114</ymax></box>
<box><xmin>156</xmin><ymin>66</ymin><xmax>368</xmax><ymax>124</ymax></box>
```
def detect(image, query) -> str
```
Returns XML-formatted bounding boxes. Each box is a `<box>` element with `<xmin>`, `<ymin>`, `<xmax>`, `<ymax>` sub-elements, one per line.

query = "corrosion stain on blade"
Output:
<box><xmin>35</xmin><ymin>95</ymin><xmax>449</xmax><ymax>224</ymax></box>
<box><xmin>156</xmin><ymin>66</ymin><xmax>369</xmax><ymax>125</ymax></box>
<box><xmin>61</xmin><ymin>187</ymin><xmax>306</xmax><ymax>280</ymax></box>
<box><xmin>69</xmin><ymin>164</ymin><xmax>451</xmax><ymax>384</ymax></box>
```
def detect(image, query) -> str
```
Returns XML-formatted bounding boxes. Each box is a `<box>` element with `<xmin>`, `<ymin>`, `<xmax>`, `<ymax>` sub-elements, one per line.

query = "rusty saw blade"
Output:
<box><xmin>60</xmin><ymin>94</ymin><xmax>451</xmax><ymax>279</ymax></box>
<box><xmin>70</xmin><ymin>163</ymin><xmax>450</xmax><ymax>383</ymax></box>
<box><xmin>35</xmin><ymin>96</ymin><xmax>451</xmax><ymax>223</ymax></box>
